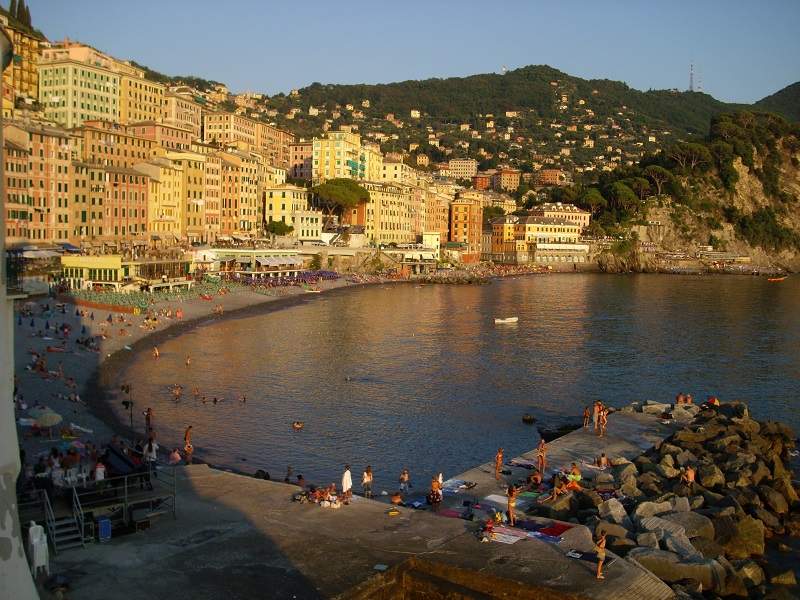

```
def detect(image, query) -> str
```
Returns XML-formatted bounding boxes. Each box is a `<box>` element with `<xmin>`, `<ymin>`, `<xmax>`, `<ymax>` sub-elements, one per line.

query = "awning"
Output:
<box><xmin>235</xmin><ymin>257</ymin><xmax>251</xmax><ymax>264</ymax></box>
<box><xmin>132</xmin><ymin>240</ymin><xmax>148</xmax><ymax>246</ymax></box>
<box><xmin>232</xmin><ymin>235</ymin><xmax>249</xmax><ymax>242</ymax></box>
<box><xmin>151</xmin><ymin>236</ymin><xmax>161</xmax><ymax>241</ymax></box>
<box><xmin>217</xmin><ymin>235</ymin><xmax>232</xmax><ymax>241</ymax></box>
<box><xmin>57</xmin><ymin>242</ymin><xmax>82</xmax><ymax>253</ymax></box>
<box><xmin>256</xmin><ymin>257</ymin><xmax>273</xmax><ymax>266</ymax></box>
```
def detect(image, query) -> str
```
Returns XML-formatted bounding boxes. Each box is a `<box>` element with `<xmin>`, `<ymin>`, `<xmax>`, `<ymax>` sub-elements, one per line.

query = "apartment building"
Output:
<box><xmin>155</xmin><ymin>148</ymin><xmax>208</xmax><ymax>242</ymax></box>
<box><xmin>380</xmin><ymin>158</ymin><xmax>414</xmax><ymax>185</ymax></box>
<box><xmin>163</xmin><ymin>88</ymin><xmax>203</xmax><ymax>140</ymax></box>
<box><xmin>529</xmin><ymin>202</ymin><xmax>590</xmax><ymax>232</ymax></box>
<box><xmin>118</xmin><ymin>74</ymin><xmax>165</xmax><ymax>125</ymax></box>
<box><xmin>218</xmin><ymin>149</ymin><xmax>260</xmax><ymax>235</ymax></box>
<box><xmin>492</xmin><ymin>168</ymin><xmax>521</xmax><ymax>191</ymax></box>
<box><xmin>312</xmin><ymin>128</ymin><xmax>365</xmax><ymax>183</ymax></box>
<box><xmin>133</xmin><ymin>158</ymin><xmax>184</xmax><ymax>243</ymax></box>
<box><xmin>448</xmin><ymin>158</ymin><xmax>478</xmax><ymax>180</ymax></box>
<box><xmin>71</xmin><ymin>120</ymin><xmax>154</xmax><ymax>169</ymax></box>
<box><xmin>5</xmin><ymin>121</ymin><xmax>72</xmax><ymax>242</ymax></box>
<box><xmin>490</xmin><ymin>215</ymin><xmax>587</xmax><ymax>264</ymax></box>
<box><xmin>204</xmin><ymin>110</ymin><xmax>294</xmax><ymax>169</ymax></box>
<box><xmin>203</xmin><ymin>153</ymin><xmax>222</xmax><ymax>241</ymax></box>
<box><xmin>355</xmin><ymin>182</ymin><xmax>415</xmax><ymax>246</ymax></box>
<box><xmin>38</xmin><ymin>40</ymin><xmax>121</xmax><ymax>128</ymax></box>
<box><xmin>290</xmin><ymin>140</ymin><xmax>313</xmax><ymax>180</ymax></box>
<box><xmin>3</xmin><ymin>137</ymin><xmax>29</xmax><ymax>240</ymax></box>
<box><xmin>263</xmin><ymin>184</ymin><xmax>321</xmax><ymax>241</ymax></box>
<box><xmin>0</xmin><ymin>12</ymin><xmax>44</xmax><ymax>116</ymax></box>
<box><xmin>448</xmin><ymin>197</ymin><xmax>482</xmax><ymax>264</ymax></box>
<box><xmin>130</xmin><ymin>120</ymin><xmax>192</xmax><ymax>152</ymax></box>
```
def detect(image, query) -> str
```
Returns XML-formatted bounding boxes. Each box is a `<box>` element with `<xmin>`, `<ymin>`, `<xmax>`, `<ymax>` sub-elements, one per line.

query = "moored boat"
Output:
<box><xmin>768</xmin><ymin>276</ymin><xmax>786</xmax><ymax>282</ymax></box>
<box><xmin>494</xmin><ymin>316</ymin><xmax>518</xmax><ymax>324</ymax></box>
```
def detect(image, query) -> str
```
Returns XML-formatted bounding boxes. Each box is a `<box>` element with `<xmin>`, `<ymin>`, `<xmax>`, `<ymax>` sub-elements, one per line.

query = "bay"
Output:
<box><xmin>115</xmin><ymin>274</ymin><xmax>800</xmax><ymax>492</ymax></box>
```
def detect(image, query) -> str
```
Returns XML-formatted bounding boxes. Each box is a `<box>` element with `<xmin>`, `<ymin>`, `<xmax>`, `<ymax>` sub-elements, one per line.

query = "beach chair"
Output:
<box><xmin>28</xmin><ymin>521</ymin><xmax>49</xmax><ymax>576</ymax></box>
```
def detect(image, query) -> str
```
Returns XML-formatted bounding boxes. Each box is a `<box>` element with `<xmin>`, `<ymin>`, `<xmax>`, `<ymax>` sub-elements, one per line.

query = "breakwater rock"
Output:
<box><xmin>529</xmin><ymin>401</ymin><xmax>798</xmax><ymax>597</ymax></box>
<box><xmin>597</xmin><ymin>250</ymin><xmax>660</xmax><ymax>273</ymax></box>
<box><xmin>416</xmin><ymin>272</ymin><xmax>490</xmax><ymax>285</ymax></box>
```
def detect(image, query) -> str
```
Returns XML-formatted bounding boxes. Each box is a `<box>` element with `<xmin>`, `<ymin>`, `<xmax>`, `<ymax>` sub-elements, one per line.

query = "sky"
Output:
<box><xmin>27</xmin><ymin>0</ymin><xmax>800</xmax><ymax>105</ymax></box>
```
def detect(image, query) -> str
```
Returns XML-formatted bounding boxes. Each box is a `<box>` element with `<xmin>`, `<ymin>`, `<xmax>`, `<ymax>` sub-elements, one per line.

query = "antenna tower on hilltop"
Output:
<box><xmin>698</xmin><ymin>69</ymin><xmax>703</xmax><ymax>93</ymax></box>
<box><xmin>502</xmin><ymin>65</ymin><xmax>507</xmax><ymax>75</ymax></box>
<box><xmin>690</xmin><ymin>57</ymin><xmax>694</xmax><ymax>92</ymax></box>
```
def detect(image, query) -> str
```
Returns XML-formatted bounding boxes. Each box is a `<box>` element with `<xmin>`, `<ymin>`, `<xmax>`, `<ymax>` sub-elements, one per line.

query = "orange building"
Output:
<box><xmin>449</xmin><ymin>198</ymin><xmax>482</xmax><ymax>264</ymax></box>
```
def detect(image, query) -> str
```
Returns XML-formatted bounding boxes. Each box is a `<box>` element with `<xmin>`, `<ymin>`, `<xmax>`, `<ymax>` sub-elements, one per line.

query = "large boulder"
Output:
<box><xmin>696</xmin><ymin>463</ymin><xmax>725</xmax><ymax>488</ymax></box>
<box><xmin>595</xmin><ymin>521</ymin><xmax>630</xmax><ymax>540</ymax></box>
<box><xmin>748</xmin><ymin>505</ymin><xmax>784</xmax><ymax>535</ymax></box>
<box><xmin>638</xmin><ymin>515</ymin><xmax>686</xmax><ymax>541</ymax></box>
<box><xmin>573</xmin><ymin>488</ymin><xmax>602</xmax><ymax>510</ymax></box>
<box><xmin>661</xmin><ymin>512</ymin><xmax>715</xmax><ymax>540</ymax></box>
<box><xmin>770</xmin><ymin>476</ymin><xmax>800</xmax><ymax>509</ymax></box>
<box><xmin>691</xmin><ymin>537</ymin><xmax>726</xmax><ymax>560</ymax></box>
<box><xmin>610</xmin><ymin>461</ymin><xmax>638</xmax><ymax>480</ymax></box>
<box><xmin>632</xmin><ymin>500</ymin><xmax>672</xmax><ymax>519</ymax></box>
<box><xmin>663</xmin><ymin>531</ymin><xmax>702</xmax><ymax>559</ymax></box>
<box><xmin>636</xmin><ymin>532</ymin><xmax>659</xmax><ymax>549</ymax></box>
<box><xmin>627</xmin><ymin>547</ymin><xmax>726</xmax><ymax>591</ymax></box>
<box><xmin>729</xmin><ymin>558</ymin><xmax>764</xmax><ymax>588</ymax></box>
<box><xmin>736</xmin><ymin>515</ymin><xmax>765</xmax><ymax>556</ymax></box>
<box><xmin>642</xmin><ymin>401</ymin><xmax>671</xmax><ymax>414</ymax></box>
<box><xmin>758</xmin><ymin>485</ymin><xmax>789</xmax><ymax>514</ymax></box>
<box><xmin>670</xmin><ymin>496</ymin><xmax>692</xmax><ymax>513</ymax></box>
<box><xmin>713</xmin><ymin>515</ymin><xmax>765</xmax><ymax>558</ymax></box>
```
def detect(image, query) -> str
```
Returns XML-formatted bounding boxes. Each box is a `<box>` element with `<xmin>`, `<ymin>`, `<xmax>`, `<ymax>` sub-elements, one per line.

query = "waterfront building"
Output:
<box><xmin>70</xmin><ymin>162</ymin><xmax>149</xmax><ymax>249</ymax></box>
<box><xmin>449</xmin><ymin>197</ymin><xmax>482</xmax><ymax>264</ymax></box>
<box><xmin>0</xmin><ymin>11</ymin><xmax>44</xmax><ymax>117</ymax></box>
<box><xmin>133</xmin><ymin>157</ymin><xmax>184</xmax><ymax>244</ymax></box>
<box><xmin>3</xmin><ymin>136</ymin><xmax>29</xmax><ymax>240</ymax></box>
<box><xmin>355</xmin><ymin>181</ymin><xmax>415</xmax><ymax>246</ymax></box>
<box><xmin>4</xmin><ymin>121</ymin><xmax>72</xmax><ymax>242</ymax></box>
<box><xmin>61</xmin><ymin>251</ymin><xmax>194</xmax><ymax>291</ymax></box>
<box><xmin>155</xmin><ymin>147</ymin><xmax>208</xmax><ymax>242</ymax></box>
<box><xmin>217</xmin><ymin>149</ymin><xmax>260</xmax><ymax>237</ymax></box>
<box><xmin>263</xmin><ymin>183</ymin><xmax>322</xmax><ymax>243</ymax></box>
<box><xmin>448</xmin><ymin>158</ymin><xmax>478</xmax><ymax>180</ymax></box>
<box><xmin>490</xmin><ymin>215</ymin><xmax>588</xmax><ymax>264</ymax></box>
<box><xmin>529</xmin><ymin>202</ymin><xmax>590</xmax><ymax>232</ymax></box>
<box><xmin>38</xmin><ymin>40</ymin><xmax>120</xmax><ymax>128</ymax></box>
<box><xmin>202</xmin><ymin>153</ymin><xmax>222</xmax><ymax>241</ymax></box>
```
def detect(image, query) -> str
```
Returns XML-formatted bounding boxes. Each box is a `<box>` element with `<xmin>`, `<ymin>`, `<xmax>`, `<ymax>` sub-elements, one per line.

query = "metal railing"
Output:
<box><xmin>5</xmin><ymin>249</ymin><xmax>25</xmax><ymax>294</ymax></box>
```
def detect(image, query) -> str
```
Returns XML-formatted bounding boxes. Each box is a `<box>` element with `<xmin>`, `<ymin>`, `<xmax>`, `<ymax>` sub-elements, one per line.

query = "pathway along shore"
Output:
<box><xmin>38</xmin><ymin>397</ymin><xmax>798</xmax><ymax>599</ymax></box>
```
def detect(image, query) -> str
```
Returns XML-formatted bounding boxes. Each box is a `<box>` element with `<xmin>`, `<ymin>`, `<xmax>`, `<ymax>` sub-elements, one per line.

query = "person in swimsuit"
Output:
<box><xmin>507</xmin><ymin>484</ymin><xmax>522</xmax><ymax>526</ymax></box>
<box><xmin>494</xmin><ymin>447</ymin><xmax>504</xmax><ymax>480</ymax></box>
<box><xmin>595</xmin><ymin>531</ymin><xmax>607</xmax><ymax>579</ymax></box>
<box><xmin>537</xmin><ymin>438</ymin><xmax>547</xmax><ymax>472</ymax></box>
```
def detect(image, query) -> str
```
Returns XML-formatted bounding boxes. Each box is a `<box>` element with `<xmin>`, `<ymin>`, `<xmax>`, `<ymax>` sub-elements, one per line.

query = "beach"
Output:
<box><xmin>13</xmin><ymin>276</ymin><xmax>362</xmax><ymax>471</ymax></box>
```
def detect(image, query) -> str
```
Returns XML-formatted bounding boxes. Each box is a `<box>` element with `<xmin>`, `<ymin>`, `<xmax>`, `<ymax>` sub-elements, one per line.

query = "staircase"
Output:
<box><xmin>49</xmin><ymin>514</ymin><xmax>84</xmax><ymax>552</ymax></box>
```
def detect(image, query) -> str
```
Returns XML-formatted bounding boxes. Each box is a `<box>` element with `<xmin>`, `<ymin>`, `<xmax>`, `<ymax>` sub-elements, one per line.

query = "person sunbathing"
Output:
<box><xmin>537</xmin><ymin>471</ymin><xmax>569</xmax><ymax>503</ymax></box>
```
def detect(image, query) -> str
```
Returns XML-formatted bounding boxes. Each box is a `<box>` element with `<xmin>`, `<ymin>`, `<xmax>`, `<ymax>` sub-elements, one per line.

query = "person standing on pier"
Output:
<box><xmin>184</xmin><ymin>425</ymin><xmax>193</xmax><ymax>447</ymax></box>
<box><xmin>494</xmin><ymin>447</ymin><xmax>504</xmax><ymax>480</ymax></box>
<box><xmin>594</xmin><ymin>531</ymin><xmax>607</xmax><ymax>579</ymax></box>
<box><xmin>597</xmin><ymin>408</ymin><xmax>608</xmax><ymax>438</ymax></box>
<box><xmin>537</xmin><ymin>438</ymin><xmax>547</xmax><ymax>473</ymax></box>
<box><xmin>144</xmin><ymin>407</ymin><xmax>154</xmax><ymax>432</ymax></box>
<box><xmin>506</xmin><ymin>484</ymin><xmax>522</xmax><ymax>526</ymax></box>
<box><xmin>583</xmin><ymin>406</ymin><xmax>591</xmax><ymax>428</ymax></box>
<box><xmin>429</xmin><ymin>476</ymin><xmax>442</xmax><ymax>513</ymax></box>
<box><xmin>592</xmin><ymin>401</ymin><xmax>600</xmax><ymax>429</ymax></box>
<box><xmin>342</xmin><ymin>465</ymin><xmax>353</xmax><ymax>503</ymax></box>
<box><xmin>399</xmin><ymin>469</ymin><xmax>410</xmax><ymax>495</ymax></box>
<box><xmin>361</xmin><ymin>466</ymin><xmax>373</xmax><ymax>498</ymax></box>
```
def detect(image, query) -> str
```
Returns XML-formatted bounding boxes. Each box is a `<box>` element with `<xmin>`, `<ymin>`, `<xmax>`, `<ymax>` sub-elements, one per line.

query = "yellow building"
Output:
<box><xmin>204</xmin><ymin>110</ymin><xmax>294</xmax><ymax>170</ymax></box>
<box><xmin>0</xmin><ymin>12</ymin><xmax>44</xmax><ymax>116</ymax></box>
<box><xmin>71</xmin><ymin>120</ymin><xmax>155</xmax><ymax>169</ymax></box>
<box><xmin>217</xmin><ymin>149</ymin><xmax>260</xmax><ymax>236</ymax></box>
<box><xmin>529</xmin><ymin>202</ymin><xmax>591</xmax><ymax>232</ymax></box>
<box><xmin>119</xmin><ymin>74</ymin><xmax>165</xmax><ymax>125</ymax></box>
<box><xmin>312</xmin><ymin>128</ymin><xmax>365</xmax><ymax>183</ymax></box>
<box><xmin>163</xmin><ymin>88</ymin><xmax>203</xmax><ymax>140</ymax></box>
<box><xmin>491</xmin><ymin>215</ymin><xmax>588</xmax><ymax>264</ymax></box>
<box><xmin>133</xmin><ymin>157</ymin><xmax>184</xmax><ymax>243</ymax></box>
<box><xmin>356</xmin><ymin>182</ymin><xmax>415</xmax><ymax>246</ymax></box>
<box><xmin>155</xmin><ymin>147</ymin><xmax>208</xmax><ymax>242</ymax></box>
<box><xmin>264</xmin><ymin>183</ymin><xmax>321</xmax><ymax>242</ymax></box>
<box><xmin>38</xmin><ymin>40</ymin><xmax>120</xmax><ymax>128</ymax></box>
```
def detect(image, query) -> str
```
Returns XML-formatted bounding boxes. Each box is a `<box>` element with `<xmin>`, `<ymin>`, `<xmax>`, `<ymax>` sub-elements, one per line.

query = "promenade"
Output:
<box><xmin>43</xmin><ymin>410</ymin><xmax>686</xmax><ymax>599</ymax></box>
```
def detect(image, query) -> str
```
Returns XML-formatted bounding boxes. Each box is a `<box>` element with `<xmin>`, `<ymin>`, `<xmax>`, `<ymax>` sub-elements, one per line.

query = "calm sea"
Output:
<box><xmin>115</xmin><ymin>274</ymin><xmax>800</xmax><ymax>491</ymax></box>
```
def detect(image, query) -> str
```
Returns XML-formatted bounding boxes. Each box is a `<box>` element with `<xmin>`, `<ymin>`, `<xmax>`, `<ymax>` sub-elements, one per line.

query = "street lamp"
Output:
<box><xmin>121</xmin><ymin>384</ymin><xmax>134</xmax><ymax>447</ymax></box>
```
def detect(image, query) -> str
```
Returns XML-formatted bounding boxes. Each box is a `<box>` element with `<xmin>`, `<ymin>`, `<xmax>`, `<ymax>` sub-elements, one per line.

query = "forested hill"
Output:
<box><xmin>286</xmin><ymin>65</ymin><xmax>746</xmax><ymax>138</ymax></box>
<box><xmin>755</xmin><ymin>82</ymin><xmax>800</xmax><ymax>123</ymax></box>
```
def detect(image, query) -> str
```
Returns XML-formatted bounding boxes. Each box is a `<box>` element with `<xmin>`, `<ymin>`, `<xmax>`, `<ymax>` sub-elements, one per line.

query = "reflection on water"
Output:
<box><xmin>116</xmin><ymin>275</ymin><xmax>800</xmax><ymax>491</ymax></box>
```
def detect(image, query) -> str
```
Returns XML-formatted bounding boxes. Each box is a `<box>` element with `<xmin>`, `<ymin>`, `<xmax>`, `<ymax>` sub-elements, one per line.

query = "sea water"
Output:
<box><xmin>115</xmin><ymin>274</ymin><xmax>800</xmax><ymax>492</ymax></box>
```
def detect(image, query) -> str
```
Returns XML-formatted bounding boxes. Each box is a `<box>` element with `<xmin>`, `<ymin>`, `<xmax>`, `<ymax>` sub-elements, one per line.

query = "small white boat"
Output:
<box><xmin>494</xmin><ymin>316</ymin><xmax>518</xmax><ymax>324</ymax></box>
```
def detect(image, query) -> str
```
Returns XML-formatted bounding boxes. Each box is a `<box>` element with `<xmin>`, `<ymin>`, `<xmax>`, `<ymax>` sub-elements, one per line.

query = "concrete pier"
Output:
<box><xmin>46</xmin><ymin>410</ymin><xmax>686</xmax><ymax>599</ymax></box>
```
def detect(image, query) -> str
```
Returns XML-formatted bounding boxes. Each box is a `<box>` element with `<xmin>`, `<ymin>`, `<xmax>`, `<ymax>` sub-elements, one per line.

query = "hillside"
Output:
<box><xmin>755</xmin><ymin>82</ymin><xmax>800</xmax><ymax>123</ymax></box>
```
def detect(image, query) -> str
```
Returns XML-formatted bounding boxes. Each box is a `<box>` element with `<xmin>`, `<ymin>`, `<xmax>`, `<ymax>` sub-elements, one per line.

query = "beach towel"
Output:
<box><xmin>490</xmin><ymin>526</ymin><xmax>529</xmax><ymax>545</ymax></box>
<box><xmin>565</xmin><ymin>550</ymin><xmax>616</xmax><ymax>566</ymax></box>
<box><xmin>483</xmin><ymin>493</ymin><xmax>533</xmax><ymax>511</ymax></box>
<box><xmin>437</xmin><ymin>509</ymin><xmax>463</xmax><ymax>519</ymax></box>
<box><xmin>407</xmin><ymin>497</ymin><xmax>428</xmax><ymax>509</ymax></box>
<box><xmin>515</xmin><ymin>520</ymin><xmax>544</xmax><ymax>532</ymax></box>
<box><xmin>581</xmin><ymin>462</ymin><xmax>607</xmax><ymax>471</ymax></box>
<box><xmin>508</xmin><ymin>458</ymin><xmax>537</xmax><ymax>469</ymax></box>
<box><xmin>540</xmin><ymin>522</ymin><xmax>573</xmax><ymax>537</ymax></box>
<box><xmin>519</xmin><ymin>491</ymin><xmax>540</xmax><ymax>499</ymax></box>
<box><xmin>527</xmin><ymin>531</ymin><xmax>564</xmax><ymax>543</ymax></box>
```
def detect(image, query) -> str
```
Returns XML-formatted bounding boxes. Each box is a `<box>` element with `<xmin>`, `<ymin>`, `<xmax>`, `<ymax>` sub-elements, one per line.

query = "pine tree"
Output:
<box><xmin>16</xmin><ymin>0</ymin><xmax>27</xmax><ymax>25</ymax></box>
<box><xmin>9</xmin><ymin>0</ymin><xmax>17</xmax><ymax>19</ymax></box>
<box><xmin>23</xmin><ymin>3</ymin><xmax>30</xmax><ymax>26</ymax></box>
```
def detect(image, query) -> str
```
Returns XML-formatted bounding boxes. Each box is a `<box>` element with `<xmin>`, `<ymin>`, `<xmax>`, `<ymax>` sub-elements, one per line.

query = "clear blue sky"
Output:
<box><xmin>29</xmin><ymin>0</ymin><xmax>800</xmax><ymax>105</ymax></box>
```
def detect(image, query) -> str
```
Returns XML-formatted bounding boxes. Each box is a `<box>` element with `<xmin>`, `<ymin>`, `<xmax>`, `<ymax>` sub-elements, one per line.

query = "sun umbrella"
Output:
<box><xmin>75</xmin><ymin>309</ymin><xmax>80</xmax><ymax>317</ymax></box>
<box><xmin>45</xmin><ymin>321</ymin><xmax>50</xmax><ymax>330</ymax></box>
<box><xmin>28</xmin><ymin>405</ymin><xmax>54</xmax><ymax>419</ymax></box>
<box><xmin>36</xmin><ymin>412</ymin><xmax>62</xmax><ymax>427</ymax></box>
<box><xmin>81</xmin><ymin>325</ymin><xmax>86</xmax><ymax>334</ymax></box>
<box><xmin>90</xmin><ymin>313</ymin><xmax>94</xmax><ymax>320</ymax></box>
<box><xmin>30</xmin><ymin>318</ymin><xmax>35</xmax><ymax>328</ymax></box>
<box><xmin>106</xmin><ymin>314</ymin><xmax>113</xmax><ymax>323</ymax></box>
<box><xmin>18</xmin><ymin>316</ymin><xmax>22</xmax><ymax>326</ymax></box>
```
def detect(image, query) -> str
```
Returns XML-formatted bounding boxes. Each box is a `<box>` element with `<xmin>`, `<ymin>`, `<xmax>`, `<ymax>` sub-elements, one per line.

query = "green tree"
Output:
<box><xmin>311</xmin><ymin>178</ymin><xmax>370</xmax><ymax>229</ymax></box>
<box><xmin>9</xmin><ymin>0</ymin><xmax>17</xmax><ymax>19</ymax></box>
<box><xmin>643</xmin><ymin>165</ymin><xmax>672</xmax><ymax>196</ymax></box>
<box><xmin>309</xmin><ymin>253</ymin><xmax>322</xmax><ymax>271</ymax></box>
<box><xmin>578</xmin><ymin>188</ymin><xmax>607</xmax><ymax>215</ymax></box>
<box><xmin>483</xmin><ymin>205</ymin><xmax>506</xmax><ymax>221</ymax></box>
<box><xmin>668</xmin><ymin>142</ymin><xmax>712</xmax><ymax>173</ymax></box>
<box><xmin>267</xmin><ymin>220</ymin><xmax>294</xmax><ymax>236</ymax></box>
<box><xmin>608</xmin><ymin>182</ymin><xmax>639</xmax><ymax>211</ymax></box>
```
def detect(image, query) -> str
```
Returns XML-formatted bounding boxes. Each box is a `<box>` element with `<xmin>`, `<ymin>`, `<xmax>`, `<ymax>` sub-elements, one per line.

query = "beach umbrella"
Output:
<box><xmin>28</xmin><ymin>405</ymin><xmax>54</xmax><ymax>419</ymax></box>
<box><xmin>18</xmin><ymin>316</ymin><xmax>22</xmax><ymax>326</ymax></box>
<box><xmin>61</xmin><ymin>306</ymin><xmax>66</xmax><ymax>314</ymax></box>
<box><xmin>30</xmin><ymin>318</ymin><xmax>35</xmax><ymax>328</ymax></box>
<box><xmin>75</xmin><ymin>309</ymin><xmax>80</xmax><ymax>317</ymax></box>
<box><xmin>90</xmin><ymin>313</ymin><xmax>94</xmax><ymax>320</ymax></box>
<box><xmin>106</xmin><ymin>314</ymin><xmax>113</xmax><ymax>323</ymax></box>
<box><xmin>81</xmin><ymin>325</ymin><xmax>86</xmax><ymax>334</ymax></box>
<box><xmin>36</xmin><ymin>412</ymin><xmax>63</xmax><ymax>438</ymax></box>
<box><xmin>45</xmin><ymin>321</ymin><xmax>50</xmax><ymax>330</ymax></box>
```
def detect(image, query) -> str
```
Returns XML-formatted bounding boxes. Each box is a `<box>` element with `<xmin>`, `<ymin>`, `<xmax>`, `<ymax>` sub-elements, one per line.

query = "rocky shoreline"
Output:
<box><xmin>529</xmin><ymin>400</ymin><xmax>798</xmax><ymax>598</ymax></box>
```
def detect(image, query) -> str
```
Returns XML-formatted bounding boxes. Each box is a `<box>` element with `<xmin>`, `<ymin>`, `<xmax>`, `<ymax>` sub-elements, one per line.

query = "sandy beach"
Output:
<box><xmin>13</xmin><ymin>277</ymin><xmax>363</xmax><ymax>472</ymax></box>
